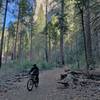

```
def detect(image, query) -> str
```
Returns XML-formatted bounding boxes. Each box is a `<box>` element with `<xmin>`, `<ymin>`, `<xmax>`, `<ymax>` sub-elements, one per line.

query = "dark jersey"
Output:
<box><xmin>29</xmin><ymin>66</ymin><xmax>39</xmax><ymax>75</ymax></box>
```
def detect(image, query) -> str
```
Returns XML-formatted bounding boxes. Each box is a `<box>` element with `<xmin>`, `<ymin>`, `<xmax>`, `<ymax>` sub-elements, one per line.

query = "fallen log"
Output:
<box><xmin>64</xmin><ymin>69</ymin><xmax>100</xmax><ymax>80</ymax></box>
<box><xmin>58</xmin><ymin>68</ymin><xmax>100</xmax><ymax>88</ymax></box>
<box><xmin>57</xmin><ymin>81</ymin><xmax>69</xmax><ymax>87</ymax></box>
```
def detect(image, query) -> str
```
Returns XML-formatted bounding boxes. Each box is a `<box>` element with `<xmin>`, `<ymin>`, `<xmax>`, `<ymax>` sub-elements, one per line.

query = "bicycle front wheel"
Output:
<box><xmin>27</xmin><ymin>79</ymin><xmax>33</xmax><ymax>91</ymax></box>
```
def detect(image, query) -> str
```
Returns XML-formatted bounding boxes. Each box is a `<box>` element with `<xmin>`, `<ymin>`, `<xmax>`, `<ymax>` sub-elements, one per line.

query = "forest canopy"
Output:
<box><xmin>0</xmin><ymin>0</ymin><xmax>100</xmax><ymax>71</ymax></box>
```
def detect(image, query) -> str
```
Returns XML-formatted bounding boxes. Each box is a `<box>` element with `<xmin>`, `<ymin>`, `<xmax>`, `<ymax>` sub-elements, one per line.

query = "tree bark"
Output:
<box><xmin>84</xmin><ymin>0</ymin><xmax>93</xmax><ymax>68</ymax></box>
<box><xmin>48</xmin><ymin>33</ymin><xmax>51</xmax><ymax>62</ymax></box>
<box><xmin>0</xmin><ymin>0</ymin><xmax>8</xmax><ymax>68</ymax></box>
<box><xmin>45</xmin><ymin>0</ymin><xmax>48</xmax><ymax>62</ymax></box>
<box><xmin>13</xmin><ymin>31</ymin><xmax>17</xmax><ymax>60</ymax></box>
<box><xmin>2</xmin><ymin>35</ymin><xmax>7</xmax><ymax>64</ymax></box>
<box><xmin>18</xmin><ymin>30</ymin><xmax>23</xmax><ymax>63</ymax></box>
<box><xmin>95</xmin><ymin>32</ymin><xmax>100</xmax><ymax>59</ymax></box>
<box><xmin>30</xmin><ymin>19</ymin><xmax>33</xmax><ymax>62</ymax></box>
<box><xmin>81</xmin><ymin>10</ymin><xmax>90</xmax><ymax>73</ymax></box>
<box><xmin>60</xmin><ymin>0</ymin><xmax>65</xmax><ymax>65</ymax></box>
<box><xmin>14</xmin><ymin>4</ymin><xmax>20</xmax><ymax>60</ymax></box>
<box><xmin>92</xmin><ymin>29</ymin><xmax>100</xmax><ymax>63</ymax></box>
<box><xmin>77</xmin><ymin>0</ymin><xmax>90</xmax><ymax>76</ymax></box>
<box><xmin>5</xmin><ymin>32</ymin><xmax>10</xmax><ymax>63</ymax></box>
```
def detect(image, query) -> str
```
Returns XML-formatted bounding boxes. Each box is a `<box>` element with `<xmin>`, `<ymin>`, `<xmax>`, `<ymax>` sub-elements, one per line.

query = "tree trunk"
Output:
<box><xmin>60</xmin><ymin>0</ymin><xmax>65</xmax><ymax>65</ymax></box>
<box><xmin>14</xmin><ymin>4</ymin><xmax>20</xmax><ymax>60</ymax></box>
<box><xmin>3</xmin><ymin>35</ymin><xmax>7</xmax><ymax>63</ymax></box>
<box><xmin>0</xmin><ymin>0</ymin><xmax>8</xmax><ymax>68</ymax></box>
<box><xmin>75</xmin><ymin>36</ymin><xmax>80</xmax><ymax>69</ymax></box>
<box><xmin>84</xmin><ymin>0</ymin><xmax>93</xmax><ymax>69</ymax></box>
<box><xmin>45</xmin><ymin>34</ymin><xmax>48</xmax><ymax>62</ymax></box>
<box><xmin>48</xmin><ymin>33</ymin><xmax>51</xmax><ymax>62</ymax></box>
<box><xmin>2</xmin><ymin>35</ymin><xmax>7</xmax><ymax>64</ymax></box>
<box><xmin>5</xmin><ymin>33</ymin><xmax>10</xmax><ymax>63</ymax></box>
<box><xmin>45</xmin><ymin>0</ymin><xmax>48</xmax><ymax>62</ymax></box>
<box><xmin>54</xmin><ymin>41</ymin><xmax>58</xmax><ymax>67</ymax></box>
<box><xmin>81</xmin><ymin>10</ymin><xmax>90</xmax><ymax>73</ymax></box>
<box><xmin>18</xmin><ymin>31</ymin><xmax>23</xmax><ymax>63</ymax></box>
<box><xmin>77</xmin><ymin>0</ymin><xmax>90</xmax><ymax>76</ymax></box>
<box><xmin>95</xmin><ymin>32</ymin><xmax>100</xmax><ymax>59</ymax></box>
<box><xmin>92</xmin><ymin>29</ymin><xmax>100</xmax><ymax>64</ymax></box>
<box><xmin>13</xmin><ymin>32</ymin><xmax>17</xmax><ymax>60</ymax></box>
<box><xmin>30</xmin><ymin>20</ymin><xmax>33</xmax><ymax>62</ymax></box>
<box><xmin>11</xmin><ymin>36</ymin><xmax>16</xmax><ymax>60</ymax></box>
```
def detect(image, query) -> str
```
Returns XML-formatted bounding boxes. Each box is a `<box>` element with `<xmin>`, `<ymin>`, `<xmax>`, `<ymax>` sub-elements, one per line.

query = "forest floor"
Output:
<box><xmin>0</xmin><ymin>67</ymin><xmax>100</xmax><ymax>100</ymax></box>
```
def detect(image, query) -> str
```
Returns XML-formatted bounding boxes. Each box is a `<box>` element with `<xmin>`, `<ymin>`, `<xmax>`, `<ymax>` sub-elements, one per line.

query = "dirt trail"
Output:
<box><xmin>0</xmin><ymin>68</ymin><xmax>65</xmax><ymax>100</ymax></box>
<box><xmin>0</xmin><ymin>68</ymin><xmax>100</xmax><ymax>100</ymax></box>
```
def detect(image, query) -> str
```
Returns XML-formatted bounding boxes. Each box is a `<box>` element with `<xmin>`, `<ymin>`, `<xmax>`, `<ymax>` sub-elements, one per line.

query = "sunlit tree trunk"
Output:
<box><xmin>3</xmin><ymin>35</ymin><xmax>7</xmax><ymax>64</ymax></box>
<box><xmin>45</xmin><ymin>0</ymin><xmax>48</xmax><ymax>62</ymax></box>
<box><xmin>30</xmin><ymin>1</ymin><xmax>35</xmax><ymax>62</ymax></box>
<box><xmin>14</xmin><ymin>4</ymin><xmax>20</xmax><ymax>60</ymax></box>
<box><xmin>4</xmin><ymin>35</ymin><xmax>7</xmax><ymax>63</ymax></box>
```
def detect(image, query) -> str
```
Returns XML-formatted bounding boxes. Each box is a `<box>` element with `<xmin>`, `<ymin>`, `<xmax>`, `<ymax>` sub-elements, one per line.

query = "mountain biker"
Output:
<box><xmin>29</xmin><ymin>64</ymin><xmax>39</xmax><ymax>84</ymax></box>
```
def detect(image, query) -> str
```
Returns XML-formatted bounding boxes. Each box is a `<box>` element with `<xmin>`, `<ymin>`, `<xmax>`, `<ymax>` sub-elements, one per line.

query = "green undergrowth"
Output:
<box><xmin>1</xmin><ymin>60</ymin><xmax>59</xmax><ymax>73</ymax></box>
